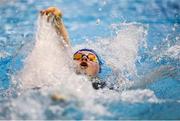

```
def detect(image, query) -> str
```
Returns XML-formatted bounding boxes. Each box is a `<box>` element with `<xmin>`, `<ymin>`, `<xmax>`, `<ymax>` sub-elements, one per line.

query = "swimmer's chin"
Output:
<box><xmin>75</xmin><ymin>67</ymin><xmax>93</xmax><ymax>77</ymax></box>
<box><xmin>75</xmin><ymin>67</ymin><xmax>87</xmax><ymax>75</ymax></box>
<box><xmin>76</xmin><ymin>69</ymin><xmax>87</xmax><ymax>75</ymax></box>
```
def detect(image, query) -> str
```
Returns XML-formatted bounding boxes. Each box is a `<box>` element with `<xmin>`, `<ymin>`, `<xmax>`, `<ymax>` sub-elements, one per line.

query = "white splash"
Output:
<box><xmin>0</xmin><ymin>51</ymin><xmax>10</xmax><ymax>58</ymax></box>
<box><xmin>120</xmin><ymin>89</ymin><xmax>159</xmax><ymax>103</ymax></box>
<box><xmin>74</xmin><ymin>23</ymin><xmax>147</xmax><ymax>83</ymax></box>
<box><xmin>165</xmin><ymin>45</ymin><xmax>180</xmax><ymax>60</ymax></box>
<box><xmin>17</xmin><ymin>15</ymin><xmax>73</xmax><ymax>89</ymax></box>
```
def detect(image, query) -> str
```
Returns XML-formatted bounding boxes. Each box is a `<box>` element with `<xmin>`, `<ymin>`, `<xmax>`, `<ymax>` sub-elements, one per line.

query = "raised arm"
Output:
<box><xmin>40</xmin><ymin>7</ymin><xmax>70</xmax><ymax>46</ymax></box>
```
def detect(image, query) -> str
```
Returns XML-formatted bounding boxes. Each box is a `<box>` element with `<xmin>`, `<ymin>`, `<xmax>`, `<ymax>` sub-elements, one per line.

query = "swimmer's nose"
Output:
<box><xmin>81</xmin><ymin>56</ymin><xmax>88</xmax><ymax>61</ymax></box>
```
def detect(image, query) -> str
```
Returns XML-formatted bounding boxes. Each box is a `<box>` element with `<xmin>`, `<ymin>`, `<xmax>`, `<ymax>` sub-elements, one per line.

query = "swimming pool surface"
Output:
<box><xmin>0</xmin><ymin>0</ymin><xmax>180</xmax><ymax>120</ymax></box>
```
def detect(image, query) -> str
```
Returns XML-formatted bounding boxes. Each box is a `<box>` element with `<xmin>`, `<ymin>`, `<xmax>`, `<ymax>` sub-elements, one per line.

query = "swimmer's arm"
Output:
<box><xmin>54</xmin><ymin>17</ymin><xmax>70</xmax><ymax>46</ymax></box>
<box><xmin>40</xmin><ymin>7</ymin><xmax>71</xmax><ymax>46</ymax></box>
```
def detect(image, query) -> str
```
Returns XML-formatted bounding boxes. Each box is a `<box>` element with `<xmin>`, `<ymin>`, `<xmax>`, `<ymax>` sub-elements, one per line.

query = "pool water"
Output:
<box><xmin>0</xmin><ymin>0</ymin><xmax>180</xmax><ymax>120</ymax></box>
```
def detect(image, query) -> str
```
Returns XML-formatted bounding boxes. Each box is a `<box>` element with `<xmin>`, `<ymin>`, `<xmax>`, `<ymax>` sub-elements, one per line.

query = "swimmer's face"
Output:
<box><xmin>73</xmin><ymin>51</ymin><xmax>100</xmax><ymax>77</ymax></box>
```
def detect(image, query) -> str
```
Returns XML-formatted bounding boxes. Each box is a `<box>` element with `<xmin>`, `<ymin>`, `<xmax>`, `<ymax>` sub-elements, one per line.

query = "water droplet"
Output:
<box><xmin>172</xmin><ymin>27</ymin><xmax>175</xmax><ymax>31</ymax></box>
<box><xmin>98</xmin><ymin>8</ymin><xmax>102</xmax><ymax>11</ymax></box>
<box><xmin>153</xmin><ymin>46</ymin><xmax>157</xmax><ymax>50</ymax></box>
<box><xmin>96</xmin><ymin>19</ymin><xmax>101</xmax><ymax>25</ymax></box>
<box><xmin>176</xmin><ymin>37</ymin><xmax>179</xmax><ymax>41</ymax></box>
<box><xmin>103</xmin><ymin>1</ymin><xmax>107</xmax><ymax>5</ymax></box>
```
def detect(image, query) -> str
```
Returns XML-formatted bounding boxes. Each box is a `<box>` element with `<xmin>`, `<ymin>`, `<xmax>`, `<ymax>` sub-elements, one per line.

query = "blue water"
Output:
<box><xmin>0</xmin><ymin>0</ymin><xmax>180</xmax><ymax>120</ymax></box>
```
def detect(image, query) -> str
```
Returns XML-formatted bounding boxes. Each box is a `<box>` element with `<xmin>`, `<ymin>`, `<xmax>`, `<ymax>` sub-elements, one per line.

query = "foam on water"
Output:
<box><xmin>120</xmin><ymin>89</ymin><xmax>159</xmax><ymax>103</ymax></box>
<box><xmin>164</xmin><ymin>45</ymin><xmax>180</xmax><ymax>60</ymax></box>
<box><xmin>0</xmin><ymin>51</ymin><xmax>10</xmax><ymax>58</ymax></box>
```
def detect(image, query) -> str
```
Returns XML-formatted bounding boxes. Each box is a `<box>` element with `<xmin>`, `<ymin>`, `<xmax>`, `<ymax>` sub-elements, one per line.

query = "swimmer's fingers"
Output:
<box><xmin>47</xmin><ymin>14</ymin><xmax>54</xmax><ymax>22</ymax></box>
<box><xmin>40</xmin><ymin>10</ymin><xmax>45</xmax><ymax>15</ymax></box>
<box><xmin>40</xmin><ymin>11</ymin><xmax>54</xmax><ymax>23</ymax></box>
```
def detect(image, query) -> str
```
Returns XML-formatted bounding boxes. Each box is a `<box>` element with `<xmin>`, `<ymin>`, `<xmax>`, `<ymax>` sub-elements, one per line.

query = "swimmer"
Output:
<box><xmin>40</xmin><ymin>7</ymin><xmax>106</xmax><ymax>89</ymax></box>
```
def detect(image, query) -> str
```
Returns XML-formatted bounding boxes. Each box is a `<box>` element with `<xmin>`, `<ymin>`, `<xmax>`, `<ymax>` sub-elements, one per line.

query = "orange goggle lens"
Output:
<box><xmin>73</xmin><ymin>53</ymin><xmax>83</xmax><ymax>60</ymax></box>
<box><xmin>87</xmin><ymin>53</ymin><xmax>97</xmax><ymax>62</ymax></box>
<box><xmin>73</xmin><ymin>53</ymin><xmax>98</xmax><ymax>62</ymax></box>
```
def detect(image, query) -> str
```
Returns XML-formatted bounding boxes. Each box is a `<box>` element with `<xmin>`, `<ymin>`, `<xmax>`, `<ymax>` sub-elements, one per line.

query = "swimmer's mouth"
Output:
<box><xmin>80</xmin><ymin>62</ymin><xmax>88</xmax><ymax>69</ymax></box>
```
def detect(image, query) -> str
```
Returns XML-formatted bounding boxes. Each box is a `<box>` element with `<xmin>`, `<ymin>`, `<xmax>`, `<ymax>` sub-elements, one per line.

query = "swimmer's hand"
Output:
<box><xmin>40</xmin><ymin>7</ymin><xmax>62</xmax><ymax>19</ymax></box>
<box><xmin>40</xmin><ymin>7</ymin><xmax>70</xmax><ymax>45</ymax></box>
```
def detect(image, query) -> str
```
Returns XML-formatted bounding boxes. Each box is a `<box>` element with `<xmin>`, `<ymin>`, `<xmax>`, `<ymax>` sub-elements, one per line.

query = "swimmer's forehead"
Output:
<box><xmin>77</xmin><ymin>50</ymin><xmax>96</xmax><ymax>55</ymax></box>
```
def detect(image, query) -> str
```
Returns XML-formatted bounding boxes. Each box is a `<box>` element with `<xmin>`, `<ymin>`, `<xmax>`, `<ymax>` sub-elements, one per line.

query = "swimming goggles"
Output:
<box><xmin>73</xmin><ymin>52</ymin><xmax>98</xmax><ymax>63</ymax></box>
